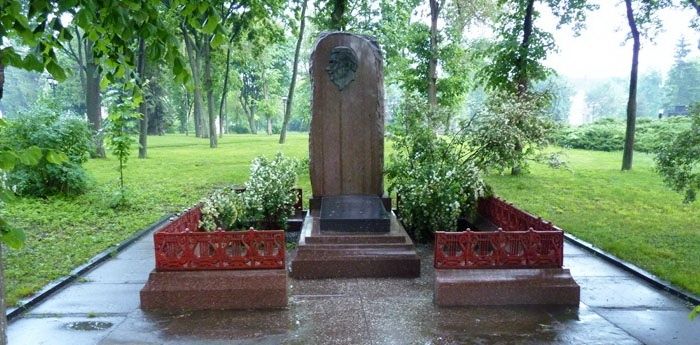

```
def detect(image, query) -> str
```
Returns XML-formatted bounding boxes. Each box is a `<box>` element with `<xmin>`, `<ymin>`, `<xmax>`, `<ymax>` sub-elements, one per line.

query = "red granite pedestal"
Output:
<box><xmin>434</xmin><ymin>268</ymin><xmax>580</xmax><ymax>306</ymax></box>
<box><xmin>290</xmin><ymin>211</ymin><xmax>420</xmax><ymax>279</ymax></box>
<box><xmin>140</xmin><ymin>269</ymin><xmax>287</xmax><ymax>311</ymax></box>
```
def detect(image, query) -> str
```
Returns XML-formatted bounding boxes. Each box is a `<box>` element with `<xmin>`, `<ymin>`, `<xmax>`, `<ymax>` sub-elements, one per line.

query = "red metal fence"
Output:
<box><xmin>434</xmin><ymin>197</ymin><xmax>563</xmax><ymax>269</ymax></box>
<box><xmin>154</xmin><ymin>207</ymin><xmax>286</xmax><ymax>271</ymax></box>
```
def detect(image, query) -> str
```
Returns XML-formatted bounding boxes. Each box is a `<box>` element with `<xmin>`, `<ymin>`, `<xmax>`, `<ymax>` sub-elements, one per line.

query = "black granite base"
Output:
<box><xmin>319</xmin><ymin>195</ymin><xmax>390</xmax><ymax>232</ymax></box>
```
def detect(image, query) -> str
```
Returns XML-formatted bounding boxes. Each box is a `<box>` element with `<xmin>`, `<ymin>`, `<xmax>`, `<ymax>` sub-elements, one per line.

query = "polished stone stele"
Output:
<box><xmin>309</xmin><ymin>32</ymin><xmax>385</xmax><ymax>198</ymax></box>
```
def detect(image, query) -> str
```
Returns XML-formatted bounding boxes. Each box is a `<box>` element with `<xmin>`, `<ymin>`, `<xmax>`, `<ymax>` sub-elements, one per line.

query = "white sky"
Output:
<box><xmin>542</xmin><ymin>0</ymin><xmax>700</xmax><ymax>80</ymax></box>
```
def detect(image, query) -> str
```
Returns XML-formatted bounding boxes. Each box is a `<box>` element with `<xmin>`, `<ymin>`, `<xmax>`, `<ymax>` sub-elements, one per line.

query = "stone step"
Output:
<box><xmin>290</xmin><ymin>255</ymin><xmax>420</xmax><ymax>279</ymax></box>
<box><xmin>304</xmin><ymin>233</ymin><xmax>407</xmax><ymax>244</ymax></box>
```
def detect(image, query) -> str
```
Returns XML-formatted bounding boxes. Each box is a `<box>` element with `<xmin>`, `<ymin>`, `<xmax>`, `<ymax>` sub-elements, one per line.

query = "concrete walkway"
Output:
<box><xmin>7</xmin><ymin>231</ymin><xmax>699</xmax><ymax>345</ymax></box>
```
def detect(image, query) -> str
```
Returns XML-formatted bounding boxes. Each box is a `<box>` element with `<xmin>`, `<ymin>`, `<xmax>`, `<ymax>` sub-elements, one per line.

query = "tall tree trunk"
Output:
<box><xmin>510</xmin><ymin>0</ymin><xmax>535</xmax><ymax>176</ymax></box>
<box><xmin>280</xmin><ymin>0</ymin><xmax>308</xmax><ymax>144</ymax></box>
<box><xmin>428</xmin><ymin>0</ymin><xmax>440</xmax><ymax>111</ymax></box>
<box><xmin>203</xmin><ymin>38</ymin><xmax>217</xmax><ymax>148</ymax></box>
<box><xmin>622</xmin><ymin>0</ymin><xmax>639</xmax><ymax>171</ymax></box>
<box><xmin>219</xmin><ymin>41</ymin><xmax>234</xmax><ymax>139</ymax></box>
<box><xmin>331</xmin><ymin>0</ymin><xmax>347</xmax><ymax>30</ymax></box>
<box><xmin>0</xmin><ymin>57</ymin><xmax>4</xmax><ymax>101</ymax></box>
<box><xmin>84</xmin><ymin>40</ymin><xmax>105</xmax><ymax>158</ymax></box>
<box><xmin>137</xmin><ymin>38</ymin><xmax>148</xmax><ymax>159</ymax></box>
<box><xmin>240</xmin><ymin>96</ymin><xmax>257</xmax><ymax>134</ymax></box>
<box><xmin>0</xmin><ymin>247</ymin><xmax>6</xmax><ymax>345</ymax></box>
<box><xmin>75</xmin><ymin>29</ymin><xmax>87</xmax><ymax>98</ymax></box>
<box><xmin>182</xmin><ymin>24</ymin><xmax>204</xmax><ymax>138</ymax></box>
<box><xmin>515</xmin><ymin>0</ymin><xmax>535</xmax><ymax>93</ymax></box>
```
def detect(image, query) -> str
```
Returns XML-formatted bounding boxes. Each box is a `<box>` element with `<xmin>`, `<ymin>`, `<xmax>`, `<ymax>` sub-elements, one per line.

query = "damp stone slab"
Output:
<box><xmin>434</xmin><ymin>268</ymin><xmax>580</xmax><ymax>306</ymax></box>
<box><xmin>319</xmin><ymin>194</ymin><xmax>390</xmax><ymax>232</ymax></box>
<box><xmin>140</xmin><ymin>269</ymin><xmax>287</xmax><ymax>311</ymax></box>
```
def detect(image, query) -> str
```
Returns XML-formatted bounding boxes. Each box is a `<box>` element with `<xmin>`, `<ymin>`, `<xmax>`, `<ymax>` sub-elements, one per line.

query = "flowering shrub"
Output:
<box><xmin>199</xmin><ymin>187</ymin><xmax>245</xmax><ymax>231</ymax></box>
<box><xmin>388</xmin><ymin>98</ymin><xmax>488</xmax><ymax>242</ymax></box>
<box><xmin>243</xmin><ymin>153</ymin><xmax>299</xmax><ymax>229</ymax></box>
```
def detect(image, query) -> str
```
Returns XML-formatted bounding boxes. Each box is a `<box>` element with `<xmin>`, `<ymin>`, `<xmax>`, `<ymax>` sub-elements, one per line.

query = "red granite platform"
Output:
<box><xmin>140</xmin><ymin>269</ymin><xmax>287</xmax><ymax>311</ymax></box>
<box><xmin>434</xmin><ymin>268</ymin><xmax>580</xmax><ymax>306</ymax></box>
<box><xmin>290</xmin><ymin>211</ymin><xmax>421</xmax><ymax>279</ymax></box>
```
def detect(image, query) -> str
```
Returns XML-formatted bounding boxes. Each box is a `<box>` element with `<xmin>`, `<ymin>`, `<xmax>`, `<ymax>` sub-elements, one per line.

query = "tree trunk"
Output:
<box><xmin>0</xmin><ymin>58</ymin><xmax>4</xmax><ymax>101</ymax></box>
<box><xmin>428</xmin><ymin>0</ymin><xmax>439</xmax><ymax>111</ymax></box>
<box><xmin>219</xmin><ymin>41</ymin><xmax>234</xmax><ymax>140</ymax></box>
<box><xmin>204</xmin><ymin>38</ymin><xmax>217</xmax><ymax>148</ymax></box>
<box><xmin>182</xmin><ymin>24</ymin><xmax>204</xmax><ymax>138</ymax></box>
<box><xmin>240</xmin><ymin>96</ymin><xmax>258</xmax><ymax>134</ymax></box>
<box><xmin>0</xmin><ymin>247</ymin><xmax>7</xmax><ymax>345</ymax></box>
<box><xmin>510</xmin><ymin>0</ymin><xmax>535</xmax><ymax>176</ymax></box>
<box><xmin>247</xmin><ymin>110</ymin><xmax>257</xmax><ymax>134</ymax></box>
<box><xmin>622</xmin><ymin>0</ymin><xmax>639</xmax><ymax>171</ymax></box>
<box><xmin>137</xmin><ymin>38</ymin><xmax>148</xmax><ymax>159</ymax></box>
<box><xmin>75</xmin><ymin>28</ymin><xmax>87</xmax><ymax>98</ymax></box>
<box><xmin>280</xmin><ymin>0</ymin><xmax>308</xmax><ymax>144</ymax></box>
<box><xmin>84</xmin><ymin>40</ymin><xmax>105</xmax><ymax>158</ymax></box>
<box><xmin>515</xmin><ymin>0</ymin><xmax>536</xmax><ymax>93</ymax></box>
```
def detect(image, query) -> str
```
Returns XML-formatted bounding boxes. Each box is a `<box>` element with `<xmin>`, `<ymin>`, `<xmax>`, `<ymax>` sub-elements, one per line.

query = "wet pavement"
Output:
<box><xmin>7</xmin><ymin>233</ymin><xmax>699</xmax><ymax>345</ymax></box>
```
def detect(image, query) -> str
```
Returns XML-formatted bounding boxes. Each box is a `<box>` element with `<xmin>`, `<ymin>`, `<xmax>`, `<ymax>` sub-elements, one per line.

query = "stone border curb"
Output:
<box><xmin>564</xmin><ymin>232</ymin><xmax>700</xmax><ymax>306</ymax></box>
<box><xmin>6</xmin><ymin>214</ymin><xmax>172</xmax><ymax>321</ymax></box>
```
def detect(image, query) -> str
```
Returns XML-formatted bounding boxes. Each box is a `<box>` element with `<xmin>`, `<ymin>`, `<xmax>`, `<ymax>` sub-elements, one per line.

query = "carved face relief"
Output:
<box><xmin>326</xmin><ymin>46</ymin><xmax>358</xmax><ymax>91</ymax></box>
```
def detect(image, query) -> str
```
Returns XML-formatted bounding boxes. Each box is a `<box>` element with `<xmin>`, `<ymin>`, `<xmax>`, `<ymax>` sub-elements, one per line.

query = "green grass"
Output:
<box><xmin>487</xmin><ymin>149</ymin><xmax>700</xmax><ymax>295</ymax></box>
<box><xmin>5</xmin><ymin>133</ymin><xmax>310</xmax><ymax>306</ymax></box>
<box><xmin>4</xmin><ymin>134</ymin><xmax>699</xmax><ymax>306</ymax></box>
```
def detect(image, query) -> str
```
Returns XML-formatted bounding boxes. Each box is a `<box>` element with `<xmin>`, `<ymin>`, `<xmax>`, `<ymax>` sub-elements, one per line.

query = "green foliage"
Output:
<box><xmin>389</xmin><ymin>91</ymin><xmax>554</xmax><ymax>240</ymax></box>
<box><xmin>0</xmin><ymin>117</ymin><xmax>67</xmax><ymax>250</ymax></box>
<box><xmin>103</xmin><ymin>91</ymin><xmax>141</xmax><ymax>206</ymax></box>
<box><xmin>471</xmin><ymin>91</ymin><xmax>555</xmax><ymax>173</ymax></box>
<box><xmin>556</xmin><ymin>117</ymin><xmax>691</xmax><ymax>153</ymax></box>
<box><xmin>480</xmin><ymin>0</ymin><xmax>596</xmax><ymax>93</ymax></box>
<box><xmin>691</xmin><ymin>305</ymin><xmax>700</xmax><ymax>321</ymax></box>
<box><xmin>664</xmin><ymin>37</ymin><xmax>700</xmax><ymax>110</ymax></box>
<box><xmin>199</xmin><ymin>187</ymin><xmax>245</xmax><ymax>231</ymax></box>
<box><xmin>655</xmin><ymin>105</ymin><xmax>700</xmax><ymax>203</ymax></box>
<box><xmin>1</xmin><ymin>105</ymin><xmax>91</xmax><ymax>197</ymax></box>
<box><xmin>243</xmin><ymin>153</ymin><xmax>299</xmax><ymax>229</ymax></box>
<box><xmin>388</xmin><ymin>98</ymin><xmax>488</xmax><ymax>241</ymax></box>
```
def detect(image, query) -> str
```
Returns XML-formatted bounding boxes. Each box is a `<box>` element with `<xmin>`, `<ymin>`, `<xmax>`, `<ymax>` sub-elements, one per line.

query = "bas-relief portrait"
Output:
<box><xmin>326</xmin><ymin>46</ymin><xmax>358</xmax><ymax>91</ymax></box>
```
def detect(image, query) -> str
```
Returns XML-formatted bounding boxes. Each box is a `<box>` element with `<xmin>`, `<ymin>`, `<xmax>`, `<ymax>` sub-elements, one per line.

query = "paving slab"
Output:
<box><xmin>595</xmin><ymin>309</ymin><xmax>699</xmax><ymax>345</ymax></box>
<box><xmin>563</xmin><ymin>255</ymin><xmax>630</xmax><ymax>278</ymax></box>
<box><xmin>9</xmin><ymin>316</ymin><xmax>125</xmax><ymax>345</ymax></box>
<box><xmin>84</xmin><ymin>259</ymin><xmax>153</xmax><ymax>284</ymax></box>
<box><xmin>26</xmin><ymin>283</ymin><xmax>143</xmax><ymax>315</ymax></box>
<box><xmin>577</xmin><ymin>277</ymin><xmax>688</xmax><ymax>309</ymax></box>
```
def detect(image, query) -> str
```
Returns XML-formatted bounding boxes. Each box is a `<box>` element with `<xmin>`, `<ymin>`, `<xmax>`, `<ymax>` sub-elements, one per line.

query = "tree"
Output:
<box><xmin>280</xmin><ymin>0</ymin><xmax>308</xmax><ymax>144</ymax></box>
<box><xmin>533</xmin><ymin>75</ymin><xmax>574</xmax><ymax>122</ymax></box>
<box><xmin>480</xmin><ymin>0</ymin><xmax>595</xmax><ymax>174</ymax></box>
<box><xmin>312</xmin><ymin>0</ymin><xmax>349</xmax><ymax>30</ymax></box>
<box><xmin>60</xmin><ymin>29</ymin><xmax>105</xmax><ymax>157</ymax></box>
<box><xmin>655</xmin><ymin>104</ymin><xmax>700</xmax><ymax>203</ymax></box>
<box><xmin>637</xmin><ymin>71</ymin><xmax>663</xmax><ymax>117</ymax></box>
<box><xmin>621</xmin><ymin>0</ymin><xmax>671</xmax><ymax>171</ymax></box>
<box><xmin>585</xmin><ymin>79</ymin><xmax>627</xmax><ymax>120</ymax></box>
<box><xmin>664</xmin><ymin>37</ymin><xmax>700</xmax><ymax>111</ymax></box>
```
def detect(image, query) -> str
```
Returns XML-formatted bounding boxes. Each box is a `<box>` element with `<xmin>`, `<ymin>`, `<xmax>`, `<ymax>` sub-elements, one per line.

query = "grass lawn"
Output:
<box><xmin>488</xmin><ymin>149</ymin><xmax>700</xmax><ymax>295</ymax></box>
<box><xmin>4</xmin><ymin>133</ymin><xmax>699</xmax><ymax>306</ymax></box>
